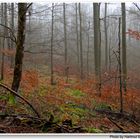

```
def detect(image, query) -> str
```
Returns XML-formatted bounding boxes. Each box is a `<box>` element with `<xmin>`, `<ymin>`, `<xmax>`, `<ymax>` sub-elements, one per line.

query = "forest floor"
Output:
<box><xmin>0</xmin><ymin>67</ymin><xmax>140</xmax><ymax>133</ymax></box>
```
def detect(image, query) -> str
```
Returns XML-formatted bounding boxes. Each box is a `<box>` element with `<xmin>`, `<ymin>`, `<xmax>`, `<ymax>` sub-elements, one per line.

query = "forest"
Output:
<box><xmin>0</xmin><ymin>2</ymin><xmax>140</xmax><ymax>133</ymax></box>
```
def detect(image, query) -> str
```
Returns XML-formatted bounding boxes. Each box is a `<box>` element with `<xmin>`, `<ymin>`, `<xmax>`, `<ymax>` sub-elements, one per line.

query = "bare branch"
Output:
<box><xmin>26</xmin><ymin>3</ymin><xmax>33</xmax><ymax>11</ymax></box>
<box><xmin>0</xmin><ymin>35</ymin><xmax>16</xmax><ymax>44</ymax></box>
<box><xmin>0</xmin><ymin>83</ymin><xmax>40</xmax><ymax>118</ymax></box>
<box><xmin>133</xmin><ymin>3</ymin><xmax>140</xmax><ymax>12</ymax></box>
<box><xmin>0</xmin><ymin>24</ymin><xmax>17</xmax><ymax>43</ymax></box>
<box><xmin>24</xmin><ymin>50</ymin><xmax>63</xmax><ymax>56</ymax></box>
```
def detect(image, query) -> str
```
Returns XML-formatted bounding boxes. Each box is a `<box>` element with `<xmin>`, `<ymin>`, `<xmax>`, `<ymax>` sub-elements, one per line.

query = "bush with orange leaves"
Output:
<box><xmin>21</xmin><ymin>70</ymin><xmax>39</xmax><ymax>94</ymax></box>
<box><xmin>3</xmin><ymin>66</ymin><xmax>39</xmax><ymax>95</ymax></box>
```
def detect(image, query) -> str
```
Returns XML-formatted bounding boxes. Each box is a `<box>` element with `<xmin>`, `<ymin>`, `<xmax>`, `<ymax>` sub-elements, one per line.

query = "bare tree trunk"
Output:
<box><xmin>118</xmin><ymin>17</ymin><xmax>123</xmax><ymax>113</ymax></box>
<box><xmin>0</xmin><ymin>3</ymin><xmax>8</xmax><ymax>80</ymax></box>
<box><xmin>0</xmin><ymin>3</ymin><xmax>4</xmax><ymax>80</ymax></box>
<box><xmin>63</xmin><ymin>3</ymin><xmax>68</xmax><ymax>83</ymax></box>
<box><xmin>5</xmin><ymin>3</ymin><xmax>11</xmax><ymax>62</ymax></box>
<box><xmin>11</xmin><ymin>3</ymin><xmax>28</xmax><ymax>92</ymax></box>
<box><xmin>104</xmin><ymin>3</ymin><xmax>108</xmax><ymax>70</ymax></box>
<box><xmin>50</xmin><ymin>3</ymin><xmax>54</xmax><ymax>85</ymax></box>
<box><xmin>98</xmin><ymin>4</ymin><xmax>101</xmax><ymax>95</ymax></box>
<box><xmin>108</xmin><ymin>32</ymin><xmax>111</xmax><ymax>72</ymax></box>
<box><xmin>87</xmin><ymin>32</ymin><xmax>90</xmax><ymax>78</ymax></box>
<box><xmin>79</xmin><ymin>3</ymin><xmax>84</xmax><ymax>80</ymax></box>
<box><xmin>93</xmin><ymin>3</ymin><xmax>101</xmax><ymax>96</ymax></box>
<box><xmin>75</xmin><ymin>3</ymin><xmax>80</xmax><ymax>75</ymax></box>
<box><xmin>121</xmin><ymin>3</ymin><xmax>127</xmax><ymax>93</ymax></box>
<box><xmin>86</xmin><ymin>21</ymin><xmax>90</xmax><ymax>78</ymax></box>
<box><xmin>10</xmin><ymin>3</ymin><xmax>15</xmax><ymax>68</ymax></box>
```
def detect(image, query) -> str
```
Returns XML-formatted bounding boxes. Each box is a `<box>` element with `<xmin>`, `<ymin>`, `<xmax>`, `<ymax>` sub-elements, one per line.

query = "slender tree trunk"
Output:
<box><xmin>4</xmin><ymin>3</ymin><xmax>10</xmax><ymax>61</ymax></box>
<box><xmin>87</xmin><ymin>33</ymin><xmax>89</xmax><ymax>78</ymax></box>
<box><xmin>1</xmin><ymin>3</ymin><xmax>8</xmax><ymax>80</ymax></box>
<box><xmin>11</xmin><ymin>3</ymin><xmax>27</xmax><ymax>92</ymax></box>
<box><xmin>98</xmin><ymin>4</ymin><xmax>101</xmax><ymax>95</ymax></box>
<box><xmin>50</xmin><ymin>3</ymin><xmax>54</xmax><ymax>85</ymax></box>
<box><xmin>108</xmin><ymin>32</ymin><xmax>111</xmax><ymax>72</ymax></box>
<box><xmin>118</xmin><ymin>17</ymin><xmax>123</xmax><ymax>113</ymax></box>
<box><xmin>79</xmin><ymin>3</ymin><xmax>84</xmax><ymax>80</ymax></box>
<box><xmin>104</xmin><ymin>3</ymin><xmax>108</xmax><ymax>70</ymax></box>
<box><xmin>121</xmin><ymin>3</ymin><xmax>127</xmax><ymax>93</ymax></box>
<box><xmin>63</xmin><ymin>3</ymin><xmax>68</xmax><ymax>83</ymax></box>
<box><xmin>4</xmin><ymin>3</ymin><xmax>8</xmax><ymax>42</ymax></box>
<box><xmin>75</xmin><ymin>3</ymin><xmax>80</xmax><ymax>75</ymax></box>
<box><xmin>0</xmin><ymin>3</ymin><xmax>4</xmax><ymax>80</ymax></box>
<box><xmin>10</xmin><ymin>3</ymin><xmax>15</xmax><ymax>68</ymax></box>
<box><xmin>93</xmin><ymin>3</ymin><xmax>101</xmax><ymax>96</ymax></box>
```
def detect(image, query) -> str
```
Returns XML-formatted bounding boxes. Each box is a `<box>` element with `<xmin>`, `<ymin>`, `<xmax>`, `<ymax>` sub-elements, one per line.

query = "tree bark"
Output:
<box><xmin>0</xmin><ymin>3</ymin><xmax>4</xmax><ymax>80</ymax></box>
<box><xmin>104</xmin><ymin>3</ymin><xmax>108</xmax><ymax>70</ymax></box>
<box><xmin>75</xmin><ymin>3</ymin><xmax>80</xmax><ymax>75</ymax></box>
<box><xmin>11</xmin><ymin>3</ymin><xmax>27</xmax><ymax>92</ymax></box>
<box><xmin>50</xmin><ymin>3</ymin><xmax>54</xmax><ymax>85</ymax></box>
<box><xmin>86</xmin><ymin>21</ymin><xmax>90</xmax><ymax>78</ymax></box>
<box><xmin>10</xmin><ymin>3</ymin><xmax>15</xmax><ymax>68</ymax></box>
<box><xmin>79</xmin><ymin>3</ymin><xmax>84</xmax><ymax>80</ymax></box>
<box><xmin>121</xmin><ymin>3</ymin><xmax>127</xmax><ymax>93</ymax></box>
<box><xmin>0</xmin><ymin>3</ymin><xmax>8</xmax><ymax>80</ymax></box>
<box><xmin>93</xmin><ymin>3</ymin><xmax>101</xmax><ymax>96</ymax></box>
<box><xmin>118</xmin><ymin>17</ymin><xmax>123</xmax><ymax>113</ymax></box>
<box><xmin>63</xmin><ymin>3</ymin><xmax>68</xmax><ymax>83</ymax></box>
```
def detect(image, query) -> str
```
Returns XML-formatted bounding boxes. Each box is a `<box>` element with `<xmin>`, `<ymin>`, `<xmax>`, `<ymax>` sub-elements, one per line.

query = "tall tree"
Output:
<box><xmin>121</xmin><ymin>3</ymin><xmax>127</xmax><ymax>93</ymax></box>
<box><xmin>104</xmin><ymin>3</ymin><xmax>108</xmax><ymax>70</ymax></box>
<box><xmin>86</xmin><ymin>21</ymin><xmax>90</xmax><ymax>77</ymax></box>
<box><xmin>11</xmin><ymin>3</ymin><xmax>29</xmax><ymax>92</ymax></box>
<box><xmin>79</xmin><ymin>3</ymin><xmax>84</xmax><ymax>80</ymax></box>
<box><xmin>10</xmin><ymin>3</ymin><xmax>15</xmax><ymax>68</ymax></box>
<box><xmin>50</xmin><ymin>3</ymin><xmax>54</xmax><ymax>85</ymax></box>
<box><xmin>63</xmin><ymin>3</ymin><xmax>68</xmax><ymax>83</ymax></box>
<box><xmin>75</xmin><ymin>3</ymin><xmax>80</xmax><ymax>74</ymax></box>
<box><xmin>0</xmin><ymin>3</ymin><xmax>4</xmax><ymax>80</ymax></box>
<box><xmin>118</xmin><ymin>17</ymin><xmax>123</xmax><ymax>113</ymax></box>
<box><xmin>93</xmin><ymin>3</ymin><xmax>101</xmax><ymax>96</ymax></box>
<box><xmin>0</xmin><ymin>3</ymin><xmax>8</xmax><ymax>80</ymax></box>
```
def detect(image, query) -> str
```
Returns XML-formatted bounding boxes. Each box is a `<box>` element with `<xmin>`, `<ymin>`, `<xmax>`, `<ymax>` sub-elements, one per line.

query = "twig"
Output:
<box><xmin>133</xmin><ymin>3</ymin><xmax>140</xmax><ymax>12</ymax></box>
<box><xmin>0</xmin><ymin>35</ymin><xmax>16</xmax><ymax>44</ymax></box>
<box><xmin>131</xmin><ymin>119</ymin><xmax>140</xmax><ymax>127</ymax></box>
<box><xmin>26</xmin><ymin>3</ymin><xmax>33</xmax><ymax>11</ymax></box>
<box><xmin>24</xmin><ymin>50</ymin><xmax>63</xmax><ymax>56</ymax></box>
<box><xmin>107</xmin><ymin>117</ymin><xmax>124</xmax><ymax>131</ymax></box>
<box><xmin>0</xmin><ymin>24</ymin><xmax>17</xmax><ymax>43</ymax></box>
<box><xmin>0</xmin><ymin>83</ymin><xmax>40</xmax><ymax>118</ymax></box>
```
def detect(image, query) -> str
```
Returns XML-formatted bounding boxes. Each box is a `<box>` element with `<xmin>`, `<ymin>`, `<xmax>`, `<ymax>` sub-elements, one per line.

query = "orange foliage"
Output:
<box><xmin>126</xmin><ymin>29</ymin><xmax>140</xmax><ymax>40</ymax></box>
<box><xmin>21</xmin><ymin>70</ymin><xmax>39</xmax><ymax>94</ymax></box>
<box><xmin>2</xmin><ymin>64</ymin><xmax>140</xmax><ymax>120</ymax></box>
<box><xmin>0</xmin><ymin>48</ymin><xmax>15</xmax><ymax>56</ymax></box>
<box><xmin>4</xmin><ymin>66</ymin><xmax>39</xmax><ymax>94</ymax></box>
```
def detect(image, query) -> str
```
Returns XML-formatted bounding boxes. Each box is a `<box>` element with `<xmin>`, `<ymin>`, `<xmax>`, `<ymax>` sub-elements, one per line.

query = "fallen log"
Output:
<box><xmin>0</xmin><ymin>83</ymin><xmax>40</xmax><ymax>118</ymax></box>
<box><xmin>95</xmin><ymin>109</ymin><xmax>135</xmax><ymax>120</ymax></box>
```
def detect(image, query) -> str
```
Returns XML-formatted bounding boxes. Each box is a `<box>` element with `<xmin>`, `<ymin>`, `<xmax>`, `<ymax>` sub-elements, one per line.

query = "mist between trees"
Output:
<box><xmin>0</xmin><ymin>2</ymin><xmax>140</xmax><ymax>133</ymax></box>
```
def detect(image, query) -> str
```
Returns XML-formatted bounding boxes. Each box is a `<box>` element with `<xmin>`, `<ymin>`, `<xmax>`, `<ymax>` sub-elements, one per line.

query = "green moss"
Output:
<box><xmin>92</xmin><ymin>99</ymin><xmax>112</xmax><ymax>111</ymax></box>
<box><xmin>59</xmin><ymin>103</ymin><xmax>89</xmax><ymax>124</ymax></box>
<box><xmin>38</xmin><ymin>85</ymin><xmax>47</xmax><ymax>96</ymax></box>
<box><xmin>95</xmin><ymin>102</ymin><xmax>112</xmax><ymax>110</ymax></box>
<box><xmin>92</xmin><ymin>99</ymin><xmax>97</xmax><ymax>106</ymax></box>
<box><xmin>68</xmin><ymin>89</ymin><xmax>85</xmax><ymax>98</ymax></box>
<box><xmin>0</xmin><ymin>95</ymin><xmax>8</xmax><ymax>100</ymax></box>
<box><xmin>85</xmin><ymin>127</ymin><xmax>103</xmax><ymax>133</ymax></box>
<box><xmin>64</xmin><ymin>106</ymin><xmax>84</xmax><ymax>116</ymax></box>
<box><xmin>88</xmin><ymin>111</ymin><xmax>97</xmax><ymax>117</ymax></box>
<box><xmin>8</xmin><ymin>94</ymin><xmax>16</xmax><ymax>105</ymax></box>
